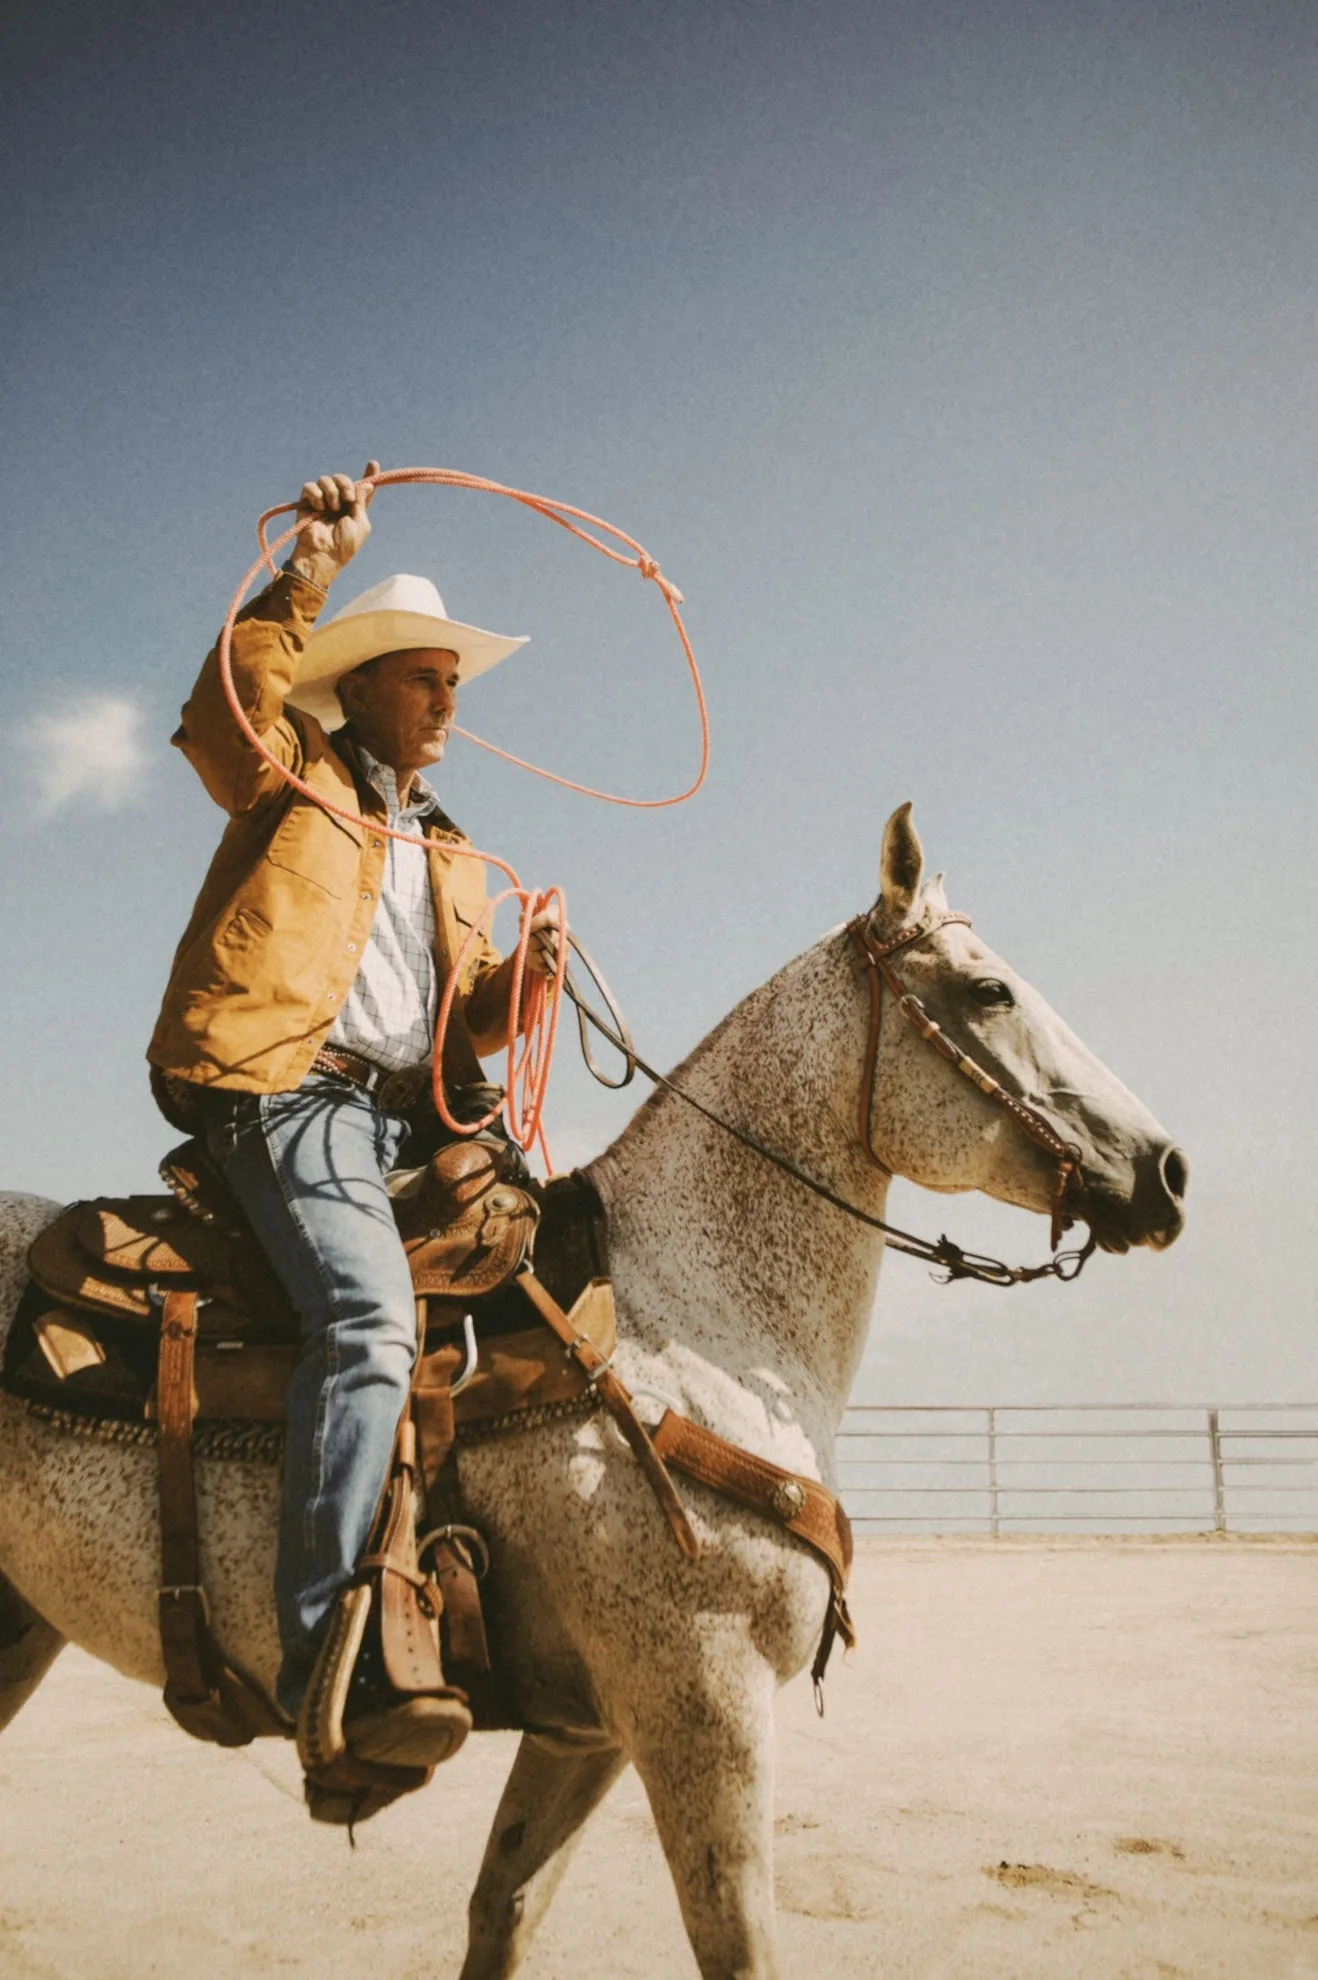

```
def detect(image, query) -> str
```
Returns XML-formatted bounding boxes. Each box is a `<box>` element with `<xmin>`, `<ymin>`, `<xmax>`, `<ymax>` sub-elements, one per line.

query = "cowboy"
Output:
<box><xmin>148</xmin><ymin>465</ymin><xmax>556</xmax><ymax>1766</ymax></box>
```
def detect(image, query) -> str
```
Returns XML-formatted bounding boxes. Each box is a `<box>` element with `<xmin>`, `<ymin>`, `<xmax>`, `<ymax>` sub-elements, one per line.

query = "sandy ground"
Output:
<box><xmin>0</xmin><ymin>1535</ymin><xmax>1315</xmax><ymax>1980</ymax></box>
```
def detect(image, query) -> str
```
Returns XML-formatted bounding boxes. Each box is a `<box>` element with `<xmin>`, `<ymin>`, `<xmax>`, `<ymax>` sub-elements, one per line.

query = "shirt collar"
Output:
<box><xmin>341</xmin><ymin>730</ymin><xmax>444</xmax><ymax>822</ymax></box>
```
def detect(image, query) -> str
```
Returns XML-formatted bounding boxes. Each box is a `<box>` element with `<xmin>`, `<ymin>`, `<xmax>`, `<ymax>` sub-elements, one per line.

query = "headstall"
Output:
<box><xmin>847</xmin><ymin>912</ymin><xmax>1081</xmax><ymax>1252</ymax></box>
<box><xmin>563</xmin><ymin>922</ymin><xmax>1097</xmax><ymax>1289</ymax></box>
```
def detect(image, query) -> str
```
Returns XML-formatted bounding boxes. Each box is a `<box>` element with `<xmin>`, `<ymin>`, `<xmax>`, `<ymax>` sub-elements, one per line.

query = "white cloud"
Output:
<box><xmin>23</xmin><ymin>695</ymin><xmax>146</xmax><ymax>813</ymax></box>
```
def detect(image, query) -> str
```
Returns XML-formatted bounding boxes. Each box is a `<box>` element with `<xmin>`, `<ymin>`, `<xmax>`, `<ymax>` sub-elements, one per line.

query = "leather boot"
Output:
<box><xmin>343</xmin><ymin>1690</ymin><xmax>472</xmax><ymax>1769</ymax></box>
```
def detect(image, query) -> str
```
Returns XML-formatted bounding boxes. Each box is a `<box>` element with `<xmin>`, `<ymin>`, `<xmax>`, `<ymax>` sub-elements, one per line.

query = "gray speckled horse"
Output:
<box><xmin>0</xmin><ymin>805</ymin><xmax>1185</xmax><ymax>1980</ymax></box>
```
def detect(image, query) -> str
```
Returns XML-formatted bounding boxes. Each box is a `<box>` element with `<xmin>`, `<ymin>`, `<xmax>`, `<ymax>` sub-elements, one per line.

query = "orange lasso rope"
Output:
<box><xmin>216</xmin><ymin>466</ymin><xmax>707</xmax><ymax>1161</ymax></box>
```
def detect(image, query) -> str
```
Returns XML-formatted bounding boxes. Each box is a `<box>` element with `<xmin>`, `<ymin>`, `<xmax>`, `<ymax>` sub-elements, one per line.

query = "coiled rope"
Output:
<box><xmin>216</xmin><ymin>466</ymin><xmax>706</xmax><ymax>1159</ymax></box>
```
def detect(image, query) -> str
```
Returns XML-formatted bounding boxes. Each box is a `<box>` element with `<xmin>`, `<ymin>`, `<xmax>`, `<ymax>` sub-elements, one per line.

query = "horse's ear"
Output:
<box><xmin>876</xmin><ymin>802</ymin><xmax>924</xmax><ymax>926</ymax></box>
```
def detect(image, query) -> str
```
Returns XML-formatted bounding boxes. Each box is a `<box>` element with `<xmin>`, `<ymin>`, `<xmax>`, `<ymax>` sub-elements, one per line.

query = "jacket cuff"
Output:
<box><xmin>237</xmin><ymin>567</ymin><xmax>329</xmax><ymax>632</ymax></box>
<box><xmin>281</xmin><ymin>559</ymin><xmax>329</xmax><ymax>598</ymax></box>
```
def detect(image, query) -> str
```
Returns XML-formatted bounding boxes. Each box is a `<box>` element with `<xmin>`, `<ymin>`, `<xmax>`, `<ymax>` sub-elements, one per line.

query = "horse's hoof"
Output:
<box><xmin>345</xmin><ymin>1693</ymin><xmax>472</xmax><ymax>1769</ymax></box>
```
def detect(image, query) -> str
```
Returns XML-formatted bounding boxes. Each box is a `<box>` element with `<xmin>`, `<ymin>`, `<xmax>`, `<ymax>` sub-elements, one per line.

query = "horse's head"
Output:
<box><xmin>863</xmin><ymin>804</ymin><xmax>1186</xmax><ymax>1254</ymax></box>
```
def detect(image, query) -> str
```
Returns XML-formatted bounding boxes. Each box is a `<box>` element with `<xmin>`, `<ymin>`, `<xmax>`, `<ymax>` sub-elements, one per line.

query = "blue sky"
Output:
<box><xmin>2</xmin><ymin>0</ymin><xmax>1314</xmax><ymax>1405</ymax></box>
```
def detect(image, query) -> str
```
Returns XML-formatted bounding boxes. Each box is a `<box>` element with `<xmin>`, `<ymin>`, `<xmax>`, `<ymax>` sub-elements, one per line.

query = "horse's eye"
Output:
<box><xmin>971</xmin><ymin>978</ymin><xmax>1014</xmax><ymax>1008</ymax></box>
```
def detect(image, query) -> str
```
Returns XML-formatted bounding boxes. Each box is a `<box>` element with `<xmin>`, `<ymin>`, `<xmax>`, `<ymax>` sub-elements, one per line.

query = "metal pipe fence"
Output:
<box><xmin>837</xmin><ymin>1405</ymin><xmax>1318</xmax><ymax>1534</ymax></box>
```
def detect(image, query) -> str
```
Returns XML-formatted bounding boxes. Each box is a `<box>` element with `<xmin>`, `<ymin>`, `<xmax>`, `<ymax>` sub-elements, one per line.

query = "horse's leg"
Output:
<box><xmin>0</xmin><ymin>1569</ymin><xmax>64</xmax><ymax>1734</ymax></box>
<box><xmin>627</xmin><ymin>1661</ymin><xmax>781</xmax><ymax>1980</ymax></box>
<box><xmin>459</xmin><ymin>1732</ymin><xmax>626</xmax><ymax>1980</ymax></box>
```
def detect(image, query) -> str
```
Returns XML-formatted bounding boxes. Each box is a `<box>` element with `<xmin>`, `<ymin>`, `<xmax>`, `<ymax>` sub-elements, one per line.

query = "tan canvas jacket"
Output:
<box><xmin>148</xmin><ymin>570</ymin><xmax>510</xmax><ymax>1094</ymax></box>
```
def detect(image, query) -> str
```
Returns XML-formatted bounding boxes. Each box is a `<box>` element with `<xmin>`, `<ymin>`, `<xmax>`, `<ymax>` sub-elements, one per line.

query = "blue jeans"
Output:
<box><xmin>205</xmin><ymin>1076</ymin><xmax>417</xmax><ymax>1717</ymax></box>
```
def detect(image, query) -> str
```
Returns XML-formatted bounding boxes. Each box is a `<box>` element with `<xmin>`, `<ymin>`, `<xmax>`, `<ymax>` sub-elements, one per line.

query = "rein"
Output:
<box><xmin>562</xmin><ymin>921</ymin><xmax>1097</xmax><ymax>1289</ymax></box>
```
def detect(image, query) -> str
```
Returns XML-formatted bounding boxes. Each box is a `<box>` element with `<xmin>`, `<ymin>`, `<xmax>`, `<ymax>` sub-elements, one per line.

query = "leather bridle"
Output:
<box><xmin>563</xmin><ymin>919</ymin><xmax>1097</xmax><ymax>1288</ymax></box>
<box><xmin>848</xmin><ymin>912</ymin><xmax>1083</xmax><ymax>1253</ymax></box>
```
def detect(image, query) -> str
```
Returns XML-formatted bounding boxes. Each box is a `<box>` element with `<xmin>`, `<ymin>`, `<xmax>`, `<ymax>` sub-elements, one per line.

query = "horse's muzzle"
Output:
<box><xmin>1080</xmin><ymin>1141</ymin><xmax>1188</xmax><ymax>1254</ymax></box>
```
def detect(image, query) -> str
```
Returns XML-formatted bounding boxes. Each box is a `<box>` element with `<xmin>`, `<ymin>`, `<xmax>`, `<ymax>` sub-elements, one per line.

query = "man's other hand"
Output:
<box><xmin>287</xmin><ymin>462</ymin><xmax>379</xmax><ymax>590</ymax></box>
<box><xmin>524</xmin><ymin>902</ymin><xmax>562</xmax><ymax>977</ymax></box>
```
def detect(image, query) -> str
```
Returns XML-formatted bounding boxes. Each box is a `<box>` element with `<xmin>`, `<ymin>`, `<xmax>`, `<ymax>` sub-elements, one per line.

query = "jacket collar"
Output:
<box><xmin>336</xmin><ymin>726</ymin><xmax>458</xmax><ymax>833</ymax></box>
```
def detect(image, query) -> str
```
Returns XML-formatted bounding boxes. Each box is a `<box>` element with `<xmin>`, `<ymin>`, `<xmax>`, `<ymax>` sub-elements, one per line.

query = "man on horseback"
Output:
<box><xmin>147</xmin><ymin>465</ymin><xmax>556</xmax><ymax>1764</ymax></box>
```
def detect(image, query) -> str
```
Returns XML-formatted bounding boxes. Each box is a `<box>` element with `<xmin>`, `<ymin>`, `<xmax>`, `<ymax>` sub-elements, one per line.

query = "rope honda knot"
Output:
<box><xmin>636</xmin><ymin>554</ymin><xmax>684</xmax><ymax>605</ymax></box>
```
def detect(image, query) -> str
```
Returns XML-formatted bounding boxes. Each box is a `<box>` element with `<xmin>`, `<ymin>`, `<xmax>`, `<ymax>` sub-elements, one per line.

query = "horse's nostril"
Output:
<box><xmin>1160</xmin><ymin>1146</ymin><xmax>1189</xmax><ymax>1203</ymax></box>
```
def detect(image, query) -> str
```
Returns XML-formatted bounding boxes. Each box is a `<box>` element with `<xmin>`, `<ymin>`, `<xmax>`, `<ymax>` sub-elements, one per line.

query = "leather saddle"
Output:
<box><xmin>16</xmin><ymin>1136</ymin><xmax>572</xmax><ymax>1425</ymax></box>
<box><xmin>28</xmin><ymin>1134</ymin><xmax>539</xmax><ymax>1327</ymax></box>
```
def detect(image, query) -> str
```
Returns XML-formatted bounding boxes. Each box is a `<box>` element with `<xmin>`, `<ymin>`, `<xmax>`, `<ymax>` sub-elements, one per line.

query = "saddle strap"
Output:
<box><xmin>649</xmin><ymin>1409</ymin><xmax>857</xmax><ymax>1686</ymax></box>
<box><xmin>356</xmin><ymin>1416</ymin><xmax>448</xmax><ymax>1698</ymax></box>
<box><xmin>514</xmin><ymin>1265</ymin><xmax>855</xmax><ymax>1687</ymax></box>
<box><xmin>513</xmin><ymin>1267</ymin><xmax>700</xmax><ymax>1563</ymax></box>
<box><xmin>424</xmin><ymin>1455</ymin><xmax>494</xmax><ymax>1678</ymax></box>
<box><xmin>156</xmin><ymin>1288</ymin><xmax>211</xmax><ymax>1710</ymax></box>
<box><xmin>410</xmin><ymin>1323</ymin><xmax>500</xmax><ymax>1718</ymax></box>
<box><xmin>155</xmin><ymin>1288</ymin><xmax>286</xmax><ymax>1747</ymax></box>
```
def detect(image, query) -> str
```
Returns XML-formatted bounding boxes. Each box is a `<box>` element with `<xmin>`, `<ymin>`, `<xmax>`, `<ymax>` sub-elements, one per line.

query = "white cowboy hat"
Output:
<box><xmin>287</xmin><ymin>573</ymin><xmax>529</xmax><ymax>731</ymax></box>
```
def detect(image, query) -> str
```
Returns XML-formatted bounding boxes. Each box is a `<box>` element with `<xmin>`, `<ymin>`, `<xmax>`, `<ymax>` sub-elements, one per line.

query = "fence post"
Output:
<box><xmin>1208</xmin><ymin>1408</ymin><xmax>1226</xmax><ymax>1533</ymax></box>
<box><xmin>987</xmin><ymin>1407</ymin><xmax>1000</xmax><ymax>1536</ymax></box>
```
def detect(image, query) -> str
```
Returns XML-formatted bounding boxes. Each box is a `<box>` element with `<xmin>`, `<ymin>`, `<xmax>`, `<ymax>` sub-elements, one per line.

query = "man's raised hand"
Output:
<box><xmin>288</xmin><ymin>461</ymin><xmax>380</xmax><ymax>590</ymax></box>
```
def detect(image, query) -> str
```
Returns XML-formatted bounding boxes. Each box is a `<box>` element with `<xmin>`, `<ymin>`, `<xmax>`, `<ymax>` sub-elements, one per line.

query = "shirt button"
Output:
<box><xmin>370</xmin><ymin>839</ymin><xmax>383</xmax><ymax>850</ymax></box>
<box><xmin>347</xmin><ymin>942</ymin><xmax>358</xmax><ymax>954</ymax></box>
<box><xmin>361</xmin><ymin>890</ymin><xmax>373</xmax><ymax>901</ymax></box>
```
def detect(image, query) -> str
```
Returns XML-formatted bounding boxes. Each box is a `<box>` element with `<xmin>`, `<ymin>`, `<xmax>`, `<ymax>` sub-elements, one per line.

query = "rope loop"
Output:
<box><xmin>217</xmin><ymin>464</ymin><xmax>705</xmax><ymax>1158</ymax></box>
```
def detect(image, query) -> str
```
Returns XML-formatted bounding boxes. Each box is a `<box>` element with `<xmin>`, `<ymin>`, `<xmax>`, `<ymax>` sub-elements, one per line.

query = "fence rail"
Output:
<box><xmin>837</xmin><ymin>1405</ymin><xmax>1318</xmax><ymax>1534</ymax></box>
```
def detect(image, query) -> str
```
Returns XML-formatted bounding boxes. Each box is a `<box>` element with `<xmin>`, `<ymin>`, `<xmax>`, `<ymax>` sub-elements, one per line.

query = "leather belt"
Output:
<box><xmin>310</xmin><ymin>1046</ymin><xmax>430</xmax><ymax>1116</ymax></box>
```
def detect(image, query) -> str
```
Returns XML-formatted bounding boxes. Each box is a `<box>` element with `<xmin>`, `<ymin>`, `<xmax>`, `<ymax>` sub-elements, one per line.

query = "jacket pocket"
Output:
<box><xmin>443</xmin><ymin>848</ymin><xmax>490</xmax><ymax>928</ymax></box>
<box><xmin>178</xmin><ymin>904</ymin><xmax>275</xmax><ymax>996</ymax></box>
<box><xmin>214</xmin><ymin>904</ymin><xmax>275</xmax><ymax>959</ymax></box>
<box><xmin>264</xmin><ymin>796</ymin><xmax>354</xmax><ymax>899</ymax></box>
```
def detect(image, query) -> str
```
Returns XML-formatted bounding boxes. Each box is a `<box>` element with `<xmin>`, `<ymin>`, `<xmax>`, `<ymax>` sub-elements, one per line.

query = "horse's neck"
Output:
<box><xmin>590</xmin><ymin>935</ymin><xmax>888</xmax><ymax>1425</ymax></box>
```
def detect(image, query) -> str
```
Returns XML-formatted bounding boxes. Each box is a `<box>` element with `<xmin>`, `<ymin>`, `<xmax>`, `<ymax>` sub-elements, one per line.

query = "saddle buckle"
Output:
<box><xmin>159</xmin><ymin>1582</ymin><xmax>211</xmax><ymax>1623</ymax></box>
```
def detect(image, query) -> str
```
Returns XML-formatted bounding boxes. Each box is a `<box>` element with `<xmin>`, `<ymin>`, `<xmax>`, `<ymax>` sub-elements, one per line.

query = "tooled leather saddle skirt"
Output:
<box><xmin>5</xmin><ymin>1137</ymin><xmax>611</xmax><ymax>1431</ymax></box>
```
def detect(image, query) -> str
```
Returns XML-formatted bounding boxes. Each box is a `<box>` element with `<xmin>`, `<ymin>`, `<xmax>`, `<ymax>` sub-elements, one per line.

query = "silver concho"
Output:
<box><xmin>771</xmin><ymin>1478</ymin><xmax>807</xmax><ymax>1522</ymax></box>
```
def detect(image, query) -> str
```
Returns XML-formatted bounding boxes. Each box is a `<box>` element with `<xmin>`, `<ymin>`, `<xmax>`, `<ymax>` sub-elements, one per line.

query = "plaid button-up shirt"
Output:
<box><xmin>326</xmin><ymin>742</ymin><xmax>444</xmax><ymax>1073</ymax></box>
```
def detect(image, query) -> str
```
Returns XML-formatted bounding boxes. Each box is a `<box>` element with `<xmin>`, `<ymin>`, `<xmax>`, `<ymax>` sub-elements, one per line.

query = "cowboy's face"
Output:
<box><xmin>338</xmin><ymin>647</ymin><xmax>460</xmax><ymax>780</ymax></box>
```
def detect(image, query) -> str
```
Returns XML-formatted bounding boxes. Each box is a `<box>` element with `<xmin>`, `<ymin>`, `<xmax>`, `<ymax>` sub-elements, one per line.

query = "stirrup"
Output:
<box><xmin>296</xmin><ymin>1582</ymin><xmax>373</xmax><ymax>1773</ymax></box>
<box><xmin>296</xmin><ymin>1582</ymin><xmax>461</xmax><ymax>1830</ymax></box>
